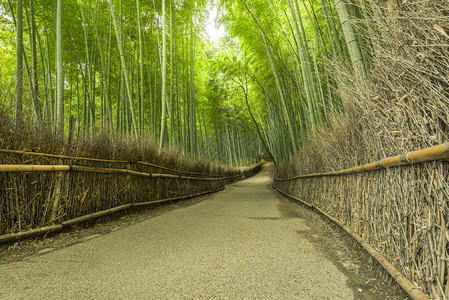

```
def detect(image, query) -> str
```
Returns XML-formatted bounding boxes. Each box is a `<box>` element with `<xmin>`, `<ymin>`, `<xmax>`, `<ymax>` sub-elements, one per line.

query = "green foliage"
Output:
<box><xmin>0</xmin><ymin>0</ymin><xmax>359</xmax><ymax>164</ymax></box>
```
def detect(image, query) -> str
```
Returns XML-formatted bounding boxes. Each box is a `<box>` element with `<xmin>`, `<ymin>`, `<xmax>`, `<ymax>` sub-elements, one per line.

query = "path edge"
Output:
<box><xmin>273</xmin><ymin>185</ymin><xmax>430</xmax><ymax>300</ymax></box>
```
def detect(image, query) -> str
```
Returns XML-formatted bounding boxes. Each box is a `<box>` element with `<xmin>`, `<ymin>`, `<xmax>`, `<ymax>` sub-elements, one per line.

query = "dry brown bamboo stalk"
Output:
<box><xmin>273</xmin><ymin>184</ymin><xmax>431</xmax><ymax>300</ymax></box>
<box><xmin>0</xmin><ymin>224</ymin><xmax>64</xmax><ymax>244</ymax></box>
<box><xmin>272</xmin><ymin>185</ymin><xmax>313</xmax><ymax>208</ymax></box>
<box><xmin>71</xmin><ymin>165</ymin><xmax>150</xmax><ymax>177</ymax></box>
<box><xmin>150</xmin><ymin>173</ymin><xmax>222</xmax><ymax>180</ymax></box>
<box><xmin>71</xmin><ymin>165</ymin><xmax>237</xmax><ymax>181</ymax></box>
<box><xmin>61</xmin><ymin>204</ymin><xmax>133</xmax><ymax>227</ymax></box>
<box><xmin>275</xmin><ymin>143</ymin><xmax>449</xmax><ymax>181</ymax></box>
<box><xmin>137</xmin><ymin>160</ymin><xmax>214</xmax><ymax>176</ymax></box>
<box><xmin>49</xmin><ymin>172</ymin><xmax>63</xmax><ymax>222</ymax></box>
<box><xmin>0</xmin><ymin>165</ymin><xmax>70</xmax><ymax>172</ymax></box>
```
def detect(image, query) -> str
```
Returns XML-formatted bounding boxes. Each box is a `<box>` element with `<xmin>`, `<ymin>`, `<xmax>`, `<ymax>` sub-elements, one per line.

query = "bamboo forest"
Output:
<box><xmin>1</xmin><ymin>0</ymin><xmax>449</xmax><ymax>299</ymax></box>
<box><xmin>0</xmin><ymin>0</ymin><xmax>362</xmax><ymax>164</ymax></box>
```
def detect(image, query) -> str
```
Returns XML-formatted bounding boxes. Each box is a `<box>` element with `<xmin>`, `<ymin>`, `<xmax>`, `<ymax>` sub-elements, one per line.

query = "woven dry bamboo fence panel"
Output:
<box><xmin>0</xmin><ymin>149</ymin><xmax>263</xmax><ymax>238</ymax></box>
<box><xmin>274</xmin><ymin>143</ymin><xmax>449</xmax><ymax>300</ymax></box>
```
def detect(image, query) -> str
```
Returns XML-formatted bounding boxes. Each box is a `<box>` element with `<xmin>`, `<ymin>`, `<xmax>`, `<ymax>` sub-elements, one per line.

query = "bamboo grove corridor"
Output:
<box><xmin>1</xmin><ymin>0</ymin><xmax>448</xmax><ymax>298</ymax></box>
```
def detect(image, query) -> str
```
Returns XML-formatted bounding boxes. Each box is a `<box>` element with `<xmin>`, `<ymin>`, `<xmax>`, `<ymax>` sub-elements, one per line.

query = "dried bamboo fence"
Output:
<box><xmin>0</xmin><ymin>149</ymin><xmax>263</xmax><ymax>242</ymax></box>
<box><xmin>274</xmin><ymin>143</ymin><xmax>449</xmax><ymax>300</ymax></box>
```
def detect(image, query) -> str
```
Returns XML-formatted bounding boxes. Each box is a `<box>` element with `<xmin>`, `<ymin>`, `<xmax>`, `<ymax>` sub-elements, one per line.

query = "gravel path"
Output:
<box><xmin>0</xmin><ymin>166</ymin><xmax>405</xmax><ymax>299</ymax></box>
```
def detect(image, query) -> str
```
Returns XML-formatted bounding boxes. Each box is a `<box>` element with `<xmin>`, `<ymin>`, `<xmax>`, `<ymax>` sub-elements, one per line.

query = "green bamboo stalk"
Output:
<box><xmin>159</xmin><ymin>0</ymin><xmax>168</xmax><ymax>147</ymax></box>
<box><xmin>14</xmin><ymin>0</ymin><xmax>23</xmax><ymax>127</ymax></box>
<box><xmin>29</xmin><ymin>0</ymin><xmax>42</xmax><ymax>122</ymax></box>
<box><xmin>333</xmin><ymin>0</ymin><xmax>366</xmax><ymax>78</ymax></box>
<box><xmin>108</xmin><ymin>0</ymin><xmax>138</xmax><ymax>137</ymax></box>
<box><xmin>56</xmin><ymin>0</ymin><xmax>64</xmax><ymax>138</ymax></box>
<box><xmin>136</xmin><ymin>0</ymin><xmax>144</xmax><ymax>135</ymax></box>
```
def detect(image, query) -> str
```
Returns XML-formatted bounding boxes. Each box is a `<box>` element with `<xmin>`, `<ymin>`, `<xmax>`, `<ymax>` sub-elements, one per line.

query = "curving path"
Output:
<box><xmin>0</xmin><ymin>165</ymin><xmax>403</xmax><ymax>299</ymax></box>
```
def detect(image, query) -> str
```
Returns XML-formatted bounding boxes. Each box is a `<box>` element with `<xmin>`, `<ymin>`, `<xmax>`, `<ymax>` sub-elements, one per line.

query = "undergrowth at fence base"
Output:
<box><xmin>0</xmin><ymin>109</ymin><xmax>261</xmax><ymax>235</ymax></box>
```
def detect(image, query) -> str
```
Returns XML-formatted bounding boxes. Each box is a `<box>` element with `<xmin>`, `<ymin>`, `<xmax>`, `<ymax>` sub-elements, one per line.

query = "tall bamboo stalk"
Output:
<box><xmin>333</xmin><ymin>0</ymin><xmax>366</xmax><ymax>79</ymax></box>
<box><xmin>29</xmin><ymin>0</ymin><xmax>41</xmax><ymax>122</ymax></box>
<box><xmin>14</xmin><ymin>0</ymin><xmax>23</xmax><ymax>127</ymax></box>
<box><xmin>56</xmin><ymin>0</ymin><xmax>64</xmax><ymax>138</ymax></box>
<box><xmin>159</xmin><ymin>0</ymin><xmax>168</xmax><ymax>148</ymax></box>
<box><xmin>108</xmin><ymin>0</ymin><xmax>138</xmax><ymax>137</ymax></box>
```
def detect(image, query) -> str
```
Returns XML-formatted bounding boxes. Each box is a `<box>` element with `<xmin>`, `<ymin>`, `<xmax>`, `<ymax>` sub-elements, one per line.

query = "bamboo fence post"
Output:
<box><xmin>49</xmin><ymin>173</ymin><xmax>63</xmax><ymax>222</ymax></box>
<box><xmin>49</xmin><ymin>158</ymin><xmax>65</xmax><ymax>222</ymax></box>
<box><xmin>126</xmin><ymin>162</ymin><xmax>131</xmax><ymax>196</ymax></box>
<box><xmin>156</xmin><ymin>167</ymin><xmax>161</xmax><ymax>199</ymax></box>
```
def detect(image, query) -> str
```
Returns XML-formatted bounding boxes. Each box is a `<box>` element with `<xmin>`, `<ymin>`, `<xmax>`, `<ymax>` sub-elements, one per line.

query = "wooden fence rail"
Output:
<box><xmin>0</xmin><ymin>165</ymin><xmax>71</xmax><ymax>172</ymax></box>
<box><xmin>274</xmin><ymin>142</ymin><xmax>449</xmax><ymax>180</ymax></box>
<box><xmin>0</xmin><ymin>148</ymin><xmax>219</xmax><ymax>176</ymax></box>
<box><xmin>0</xmin><ymin>164</ymin><xmax>248</xmax><ymax>181</ymax></box>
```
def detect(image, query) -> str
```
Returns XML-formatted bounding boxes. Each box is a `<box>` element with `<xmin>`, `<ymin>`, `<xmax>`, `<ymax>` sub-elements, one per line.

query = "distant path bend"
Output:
<box><xmin>0</xmin><ymin>165</ymin><xmax>402</xmax><ymax>299</ymax></box>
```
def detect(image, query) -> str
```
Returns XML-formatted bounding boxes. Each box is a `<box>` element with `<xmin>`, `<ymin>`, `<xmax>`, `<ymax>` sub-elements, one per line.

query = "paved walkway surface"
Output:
<box><xmin>0</xmin><ymin>166</ymin><xmax>403</xmax><ymax>299</ymax></box>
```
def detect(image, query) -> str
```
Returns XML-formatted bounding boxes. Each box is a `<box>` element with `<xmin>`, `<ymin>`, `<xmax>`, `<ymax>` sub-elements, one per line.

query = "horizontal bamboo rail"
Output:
<box><xmin>0</xmin><ymin>164</ymin><xmax>252</xmax><ymax>181</ymax></box>
<box><xmin>0</xmin><ymin>188</ymin><xmax>225</xmax><ymax>245</ymax></box>
<box><xmin>136</xmin><ymin>161</ymin><xmax>214</xmax><ymax>176</ymax></box>
<box><xmin>274</xmin><ymin>142</ymin><xmax>449</xmax><ymax>181</ymax></box>
<box><xmin>273</xmin><ymin>185</ymin><xmax>430</xmax><ymax>300</ymax></box>
<box><xmin>71</xmin><ymin>165</ymin><xmax>245</xmax><ymax>180</ymax></box>
<box><xmin>0</xmin><ymin>165</ymin><xmax>71</xmax><ymax>172</ymax></box>
<box><xmin>0</xmin><ymin>149</ymin><xmax>130</xmax><ymax>164</ymax></box>
<box><xmin>71</xmin><ymin>165</ymin><xmax>151</xmax><ymax>177</ymax></box>
<box><xmin>0</xmin><ymin>149</ymin><xmax>217</xmax><ymax>176</ymax></box>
